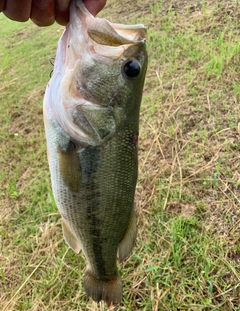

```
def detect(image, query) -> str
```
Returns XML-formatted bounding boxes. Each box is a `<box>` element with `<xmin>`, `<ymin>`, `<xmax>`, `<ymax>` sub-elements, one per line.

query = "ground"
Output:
<box><xmin>0</xmin><ymin>0</ymin><xmax>240</xmax><ymax>310</ymax></box>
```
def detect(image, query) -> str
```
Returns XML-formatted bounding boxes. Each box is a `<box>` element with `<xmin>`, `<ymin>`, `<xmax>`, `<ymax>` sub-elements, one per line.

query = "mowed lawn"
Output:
<box><xmin>0</xmin><ymin>0</ymin><xmax>240</xmax><ymax>310</ymax></box>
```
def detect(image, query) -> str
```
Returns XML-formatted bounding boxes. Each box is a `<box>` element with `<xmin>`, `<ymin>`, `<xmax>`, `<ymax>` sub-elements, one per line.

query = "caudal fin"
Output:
<box><xmin>83</xmin><ymin>269</ymin><xmax>122</xmax><ymax>305</ymax></box>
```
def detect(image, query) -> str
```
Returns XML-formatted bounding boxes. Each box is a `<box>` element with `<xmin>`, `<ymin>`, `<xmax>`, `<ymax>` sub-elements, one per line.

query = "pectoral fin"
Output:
<box><xmin>118</xmin><ymin>210</ymin><xmax>137</xmax><ymax>262</ymax></box>
<box><xmin>62</xmin><ymin>218</ymin><xmax>81</xmax><ymax>253</ymax></box>
<box><xmin>58</xmin><ymin>140</ymin><xmax>82</xmax><ymax>192</ymax></box>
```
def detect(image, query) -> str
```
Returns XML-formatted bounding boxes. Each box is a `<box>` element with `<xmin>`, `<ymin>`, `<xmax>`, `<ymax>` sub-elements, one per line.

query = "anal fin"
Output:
<box><xmin>58</xmin><ymin>140</ymin><xmax>81</xmax><ymax>193</ymax></box>
<box><xmin>62</xmin><ymin>218</ymin><xmax>81</xmax><ymax>253</ymax></box>
<box><xmin>118</xmin><ymin>209</ymin><xmax>137</xmax><ymax>262</ymax></box>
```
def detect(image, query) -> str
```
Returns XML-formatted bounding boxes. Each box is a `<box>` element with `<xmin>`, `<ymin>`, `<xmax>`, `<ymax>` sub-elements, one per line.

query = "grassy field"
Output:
<box><xmin>0</xmin><ymin>0</ymin><xmax>239</xmax><ymax>310</ymax></box>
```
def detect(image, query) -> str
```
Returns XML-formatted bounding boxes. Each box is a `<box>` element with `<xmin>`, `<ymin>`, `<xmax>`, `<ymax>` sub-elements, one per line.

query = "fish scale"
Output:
<box><xmin>47</xmin><ymin>120</ymin><xmax>138</xmax><ymax>274</ymax></box>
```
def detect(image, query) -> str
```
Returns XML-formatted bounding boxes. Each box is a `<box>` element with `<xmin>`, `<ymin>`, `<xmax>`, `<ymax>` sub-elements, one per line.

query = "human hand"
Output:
<box><xmin>0</xmin><ymin>0</ymin><xmax>106</xmax><ymax>26</ymax></box>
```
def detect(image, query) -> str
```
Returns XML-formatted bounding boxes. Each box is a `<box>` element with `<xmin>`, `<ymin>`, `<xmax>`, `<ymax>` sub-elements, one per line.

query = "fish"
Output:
<box><xmin>43</xmin><ymin>0</ymin><xmax>147</xmax><ymax>305</ymax></box>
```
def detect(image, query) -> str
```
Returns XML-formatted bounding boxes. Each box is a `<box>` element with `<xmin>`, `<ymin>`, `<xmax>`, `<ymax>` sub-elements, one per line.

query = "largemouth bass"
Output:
<box><xmin>43</xmin><ymin>0</ymin><xmax>147</xmax><ymax>305</ymax></box>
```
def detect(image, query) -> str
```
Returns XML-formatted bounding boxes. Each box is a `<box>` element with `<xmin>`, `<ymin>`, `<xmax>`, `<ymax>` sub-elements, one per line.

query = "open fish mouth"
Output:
<box><xmin>59</xmin><ymin>0</ymin><xmax>147</xmax><ymax>63</ymax></box>
<box><xmin>75</xmin><ymin>0</ymin><xmax>147</xmax><ymax>45</ymax></box>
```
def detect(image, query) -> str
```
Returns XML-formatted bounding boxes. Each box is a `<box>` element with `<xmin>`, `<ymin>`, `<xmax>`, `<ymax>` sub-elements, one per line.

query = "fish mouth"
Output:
<box><xmin>71</xmin><ymin>0</ymin><xmax>147</xmax><ymax>58</ymax></box>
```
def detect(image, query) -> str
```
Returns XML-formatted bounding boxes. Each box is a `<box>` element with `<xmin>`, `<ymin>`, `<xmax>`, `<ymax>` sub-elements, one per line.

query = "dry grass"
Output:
<box><xmin>0</xmin><ymin>0</ymin><xmax>240</xmax><ymax>310</ymax></box>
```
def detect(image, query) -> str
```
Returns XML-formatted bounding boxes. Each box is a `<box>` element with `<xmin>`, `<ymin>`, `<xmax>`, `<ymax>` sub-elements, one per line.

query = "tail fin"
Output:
<box><xmin>83</xmin><ymin>269</ymin><xmax>122</xmax><ymax>305</ymax></box>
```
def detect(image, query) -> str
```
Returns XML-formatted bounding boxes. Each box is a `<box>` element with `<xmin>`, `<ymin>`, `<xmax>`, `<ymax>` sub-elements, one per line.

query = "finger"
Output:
<box><xmin>3</xmin><ymin>0</ymin><xmax>31</xmax><ymax>22</ymax></box>
<box><xmin>83</xmin><ymin>0</ymin><xmax>106</xmax><ymax>16</ymax></box>
<box><xmin>31</xmin><ymin>0</ymin><xmax>55</xmax><ymax>26</ymax></box>
<box><xmin>55</xmin><ymin>8</ymin><xmax>69</xmax><ymax>26</ymax></box>
<box><xmin>0</xmin><ymin>0</ymin><xmax>5</xmax><ymax>12</ymax></box>
<box><xmin>55</xmin><ymin>0</ymin><xmax>70</xmax><ymax>26</ymax></box>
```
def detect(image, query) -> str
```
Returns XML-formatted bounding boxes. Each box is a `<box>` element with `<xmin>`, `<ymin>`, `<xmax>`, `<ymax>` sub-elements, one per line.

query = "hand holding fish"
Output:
<box><xmin>0</xmin><ymin>0</ymin><xmax>106</xmax><ymax>25</ymax></box>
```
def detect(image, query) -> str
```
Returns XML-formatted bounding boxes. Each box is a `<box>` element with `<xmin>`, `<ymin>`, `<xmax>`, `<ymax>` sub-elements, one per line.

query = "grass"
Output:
<box><xmin>0</xmin><ymin>0</ymin><xmax>240</xmax><ymax>310</ymax></box>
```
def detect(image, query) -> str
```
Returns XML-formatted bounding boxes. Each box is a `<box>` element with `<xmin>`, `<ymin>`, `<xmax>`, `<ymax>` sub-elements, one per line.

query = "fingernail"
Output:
<box><xmin>56</xmin><ymin>0</ymin><xmax>70</xmax><ymax>11</ymax></box>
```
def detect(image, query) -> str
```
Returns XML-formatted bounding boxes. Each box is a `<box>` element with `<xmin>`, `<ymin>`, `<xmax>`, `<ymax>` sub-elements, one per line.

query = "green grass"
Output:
<box><xmin>1</xmin><ymin>0</ymin><xmax>240</xmax><ymax>310</ymax></box>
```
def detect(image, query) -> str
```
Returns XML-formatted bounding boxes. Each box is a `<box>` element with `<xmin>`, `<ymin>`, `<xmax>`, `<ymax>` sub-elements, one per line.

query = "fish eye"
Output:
<box><xmin>122</xmin><ymin>59</ymin><xmax>141</xmax><ymax>79</ymax></box>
